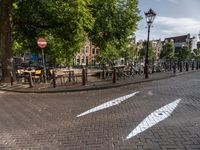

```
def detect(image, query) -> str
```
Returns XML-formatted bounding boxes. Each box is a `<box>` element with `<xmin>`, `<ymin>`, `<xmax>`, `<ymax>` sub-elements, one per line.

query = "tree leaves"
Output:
<box><xmin>3</xmin><ymin>0</ymin><xmax>140</xmax><ymax>67</ymax></box>
<box><xmin>12</xmin><ymin>0</ymin><xmax>94</xmax><ymax>65</ymax></box>
<box><xmin>160</xmin><ymin>41</ymin><xmax>175</xmax><ymax>60</ymax></box>
<box><xmin>88</xmin><ymin>0</ymin><xmax>141</xmax><ymax>64</ymax></box>
<box><xmin>176</xmin><ymin>45</ymin><xmax>191</xmax><ymax>61</ymax></box>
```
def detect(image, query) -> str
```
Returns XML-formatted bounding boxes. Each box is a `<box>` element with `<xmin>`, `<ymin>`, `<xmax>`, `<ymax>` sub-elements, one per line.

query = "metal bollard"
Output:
<box><xmin>85</xmin><ymin>67</ymin><xmax>88</xmax><ymax>82</ymax></box>
<box><xmin>52</xmin><ymin>70</ymin><xmax>56</xmax><ymax>88</ymax></box>
<box><xmin>173</xmin><ymin>63</ymin><xmax>176</xmax><ymax>73</ymax></box>
<box><xmin>177</xmin><ymin>62</ymin><xmax>180</xmax><ymax>70</ymax></box>
<box><xmin>29</xmin><ymin>72</ymin><xmax>33</xmax><ymax>88</ymax></box>
<box><xmin>192</xmin><ymin>62</ymin><xmax>194</xmax><ymax>70</ymax></box>
<box><xmin>102</xmin><ymin>68</ymin><xmax>105</xmax><ymax>79</ymax></box>
<box><xmin>180</xmin><ymin>62</ymin><xmax>182</xmax><ymax>72</ymax></box>
<box><xmin>113</xmin><ymin>68</ymin><xmax>116</xmax><ymax>83</ymax></box>
<box><xmin>130</xmin><ymin>66</ymin><xmax>133</xmax><ymax>76</ymax></box>
<box><xmin>82</xmin><ymin>68</ymin><xmax>86</xmax><ymax>86</ymax></box>
<box><xmin>152</xmin><ymin>65</ymin><xmax>155</xmax><ymax>73</ymax></box>
<box><xmin>68</xmin><ymin>71</ymin><xmax>71</xmax><ymax>82</ymax></box>
<box><xmin>10</xmin><ymin>72</ymin><xmax>14</xmax><ymax>86</ymax></box>
<box><xmin>185</xmin><ymin>62</ymin><xmax>189</xmax><ymax>71</ymax></box>
<box><xmin>185</xmin><ymin>62</ymin><xmax>187</xmax><ymax>71</ymax></box>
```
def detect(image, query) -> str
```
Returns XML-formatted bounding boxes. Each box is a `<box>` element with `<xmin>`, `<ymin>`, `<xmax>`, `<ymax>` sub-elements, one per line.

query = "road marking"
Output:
<box><xmin>126</xmin><ymin>98</ymin><xmax>181</xmax><ymax>140</ymax></box>
<box><xmin>77</xmin><ymin>91</ymin><xmax>139</xmax><ymax>117</ymax></box>
<box><xmin>0</xmin><ymin>91</ymin><xmax>5</xmax><ymax>94</ymax></box>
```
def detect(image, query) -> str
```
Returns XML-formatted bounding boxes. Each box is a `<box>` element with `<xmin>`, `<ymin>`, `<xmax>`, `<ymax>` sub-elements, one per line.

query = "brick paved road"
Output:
<box><xmin>0</xmin><ymin>72</ymin><xmax>200</xmax><ymax>150</ymax></box>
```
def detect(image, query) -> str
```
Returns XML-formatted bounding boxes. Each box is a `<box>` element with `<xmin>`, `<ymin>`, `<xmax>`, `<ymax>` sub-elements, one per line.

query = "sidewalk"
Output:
<box><xmin>0</xmin><ymin>70</ymin><xmax>198</xmax><ymax>93</ymax></box>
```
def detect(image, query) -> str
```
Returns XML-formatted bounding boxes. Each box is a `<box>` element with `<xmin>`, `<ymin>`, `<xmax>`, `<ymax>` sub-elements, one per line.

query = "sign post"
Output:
<box><xmin>37</xmin><ymin>38</ymin><xmax>47</xmax><ymax>83</ymax></box>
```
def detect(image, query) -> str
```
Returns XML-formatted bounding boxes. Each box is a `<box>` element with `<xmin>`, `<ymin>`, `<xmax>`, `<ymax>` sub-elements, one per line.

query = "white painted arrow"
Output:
<box><xmin>126</xmin><ymin>99</ymin><xmax>181</xmax><ymax>140</ymax></box>
<box><xmin>77</xmin><ymin>91</ymin><xmax>139</xmax><ymax>117</ymax></box>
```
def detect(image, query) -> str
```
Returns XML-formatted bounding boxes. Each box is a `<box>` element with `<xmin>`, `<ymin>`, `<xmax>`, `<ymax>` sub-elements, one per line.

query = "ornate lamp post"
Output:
<box><xmin>144</xmin><ymin>8</ymin><xmax>156</xmax><ymax>78</ymax></box>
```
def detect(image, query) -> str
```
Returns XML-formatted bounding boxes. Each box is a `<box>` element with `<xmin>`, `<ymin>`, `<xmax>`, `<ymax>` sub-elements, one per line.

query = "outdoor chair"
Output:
<box><xmin>32</xmin><ymin>70</ymin><xmax>42</xmax><ymax>83</ymax></box>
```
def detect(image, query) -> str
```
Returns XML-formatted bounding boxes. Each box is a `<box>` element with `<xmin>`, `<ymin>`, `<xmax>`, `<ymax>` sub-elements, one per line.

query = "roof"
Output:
<box><xmin>165</xmin><ymin>34</ymin><xmax>190</xmax><ymax>43</ymax></box>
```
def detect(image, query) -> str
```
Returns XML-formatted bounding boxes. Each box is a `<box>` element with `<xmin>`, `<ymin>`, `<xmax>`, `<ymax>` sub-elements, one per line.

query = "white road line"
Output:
<box><xmin>0</xmin><ymin>91</ymin><xmax>5</xmax><ymax>94</ymax></box>
<box><xmin>77</xmin><ymin>91</ymin><xmax>140</xmax><ymax>117</ymax></box>
<box><xmin>126</xmin><ymin>98</ymin><xmax>181</xmax><ymax>140</ymax></box>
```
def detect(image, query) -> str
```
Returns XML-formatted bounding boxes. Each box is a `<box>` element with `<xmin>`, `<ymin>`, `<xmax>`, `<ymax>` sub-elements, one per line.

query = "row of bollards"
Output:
<box><xmin>10</xmin><ymin>61</ymin><xmax>200</xmax><ymax>88</ymax></box>
<box><xmin>10</xmin><ymin>68</ymin><xmax>88</xmax><ymax>88</ymax></box>
<box><xmin>52</xmin><ymin>68</ymin><xmax>88</xmax><ymax>88</ymax></box>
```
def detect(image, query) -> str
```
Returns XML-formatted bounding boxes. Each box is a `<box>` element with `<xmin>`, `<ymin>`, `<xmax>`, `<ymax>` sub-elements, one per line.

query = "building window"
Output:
<box><xmin>96</xmin><ymin>49</ymin><xmax>100</xmax><ymax>55</ymax></box>
<box><xmin>82</xmin><ymin>48</ymin><xmax>85</xmax><ymax>54</ymax></box>
<box><xmin>82</xmin><ymin>56</ymin><xmax>84</xmax><ymax>63</ymax></box>
<box><xmin>86</xmin><ymin>47</ymin><xmax>89</xmax><ymax>53</ymax></box>
<box><xmin>77</xmin><ymin>59</ymin><xmax>80</xmax><ymax>64</ymax></box>
<box><xmin>92</xmin><ymin>48</ymin><xmax>95</xmax><ymax>54</ymax></box>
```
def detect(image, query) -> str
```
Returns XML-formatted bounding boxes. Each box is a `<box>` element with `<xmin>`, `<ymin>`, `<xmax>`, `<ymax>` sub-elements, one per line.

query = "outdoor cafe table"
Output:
<box><xmin>55</xmin><ymin>70</ymin><xmax>75</xmax><ymax>85</ymax></box>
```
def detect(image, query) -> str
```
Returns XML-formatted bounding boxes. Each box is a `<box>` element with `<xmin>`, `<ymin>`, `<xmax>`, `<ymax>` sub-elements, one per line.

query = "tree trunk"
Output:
<box><xmin>0</xmin><ymin>0</ymin><xmax>13</xmax><ymax>83</ymax></box>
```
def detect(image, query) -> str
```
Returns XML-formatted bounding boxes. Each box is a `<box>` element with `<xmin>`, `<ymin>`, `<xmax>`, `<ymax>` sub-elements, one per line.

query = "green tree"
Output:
<box><xmin>0</xmin><ymin>0</ymin><xmax>94</xmax><ymax>81</ymax></box>
<box><xmin>138</xmin><ymin>41</ymin><xmax>155</xmax><ymax>63</ymax></box>
<box><xmin>96</xmin><ymin>43</ymin><xmax>119</xmax><ymax>66</ymax></box>
<box><xmin>122</xmin><ymin>45</ymin><xmax>136</xmax><ymax>64</ymax></box>
<box><xmin>176</xmin><ymin>45</ymin><xmax>191</xmax><ymax>61</ymax></box>
<box><xmin>89</xmin><ymin>0</ymin><xmax>141</xmax><ymax>64</ymax></box>
<box><xmin>160</xmin><ymin>42</ymin><xmax>175</xmax><ymax>60</ymax></box>
<box><xmin>193</xmin><ymin>48</ymin><xmax>200</xmax><ymax>60</ymax></box>
<box><xmin>1</xmin><ymin>0</ymin><xmax>140</xmax><ymax>81</ymax></box>
<box><xmin>13</xmin><ymin>0</ymin><xmax>94</xmax><ymax>63</ymax></box>
<box><xmin>120</xmin><ymin>37</ymin><xmax>138</xmax><ymax>65</ymax></box>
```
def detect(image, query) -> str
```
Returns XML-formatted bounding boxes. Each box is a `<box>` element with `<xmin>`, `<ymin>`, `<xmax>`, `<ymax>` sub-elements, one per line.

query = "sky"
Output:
<box><xmin>136</xmin><ymin>0</ymin><xmax>200</xmax><ymax>41</ymax></box>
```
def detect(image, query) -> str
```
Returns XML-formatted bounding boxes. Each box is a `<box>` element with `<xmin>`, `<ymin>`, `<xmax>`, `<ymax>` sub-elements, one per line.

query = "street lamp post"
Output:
<box><xmin>144</xmin><ymin>9</ymin><xmax>156</xmax><ymax>79</ymax></box>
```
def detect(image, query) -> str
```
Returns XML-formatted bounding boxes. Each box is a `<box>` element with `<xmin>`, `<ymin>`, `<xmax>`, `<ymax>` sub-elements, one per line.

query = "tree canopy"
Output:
<box><xmin>175</xmin><ymin>45</ymin><xmax>191</xmax><ymax>61</ymax></box>
<box><xmin>13</xmin><ymin>0</ymin><xmax>94</xmax><ymax>65</ymax></box>
<box><xmin>0</xmin><ymin>0</ymin><xmax>140</xmax><ymax>81</ymax></box>
<box><xmin>138</xmin><ymin>41</ymin><xmax>155</xmax><ymax>63</ymax></box>
<box><xmin>88</xmin><ymin>0</ymin><xmax>141</xmax><ymax>64</ymax></box>
<box><xmin>193</xmin><ymin>48</ymin><xmax>200</xmax><ymax>60</ymax></box>
<box><xmin>160</xmin><ymin>41</ymin><xmax>175</xmax><ymax>60</ymax></box>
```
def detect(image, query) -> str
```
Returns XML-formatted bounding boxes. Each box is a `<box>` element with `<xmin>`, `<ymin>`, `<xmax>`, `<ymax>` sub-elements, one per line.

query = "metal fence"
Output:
<box><xmin>10</xmin><ymin>61</ymin><xmax>200</xmax><ymax>88</ymax></box>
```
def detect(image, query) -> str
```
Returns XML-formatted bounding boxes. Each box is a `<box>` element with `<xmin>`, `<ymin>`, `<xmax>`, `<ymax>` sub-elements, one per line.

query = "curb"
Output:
<box><xmin>0</xmin><ymin>70</ymin><xmax>198</xmax><ymax>93</ymax></box>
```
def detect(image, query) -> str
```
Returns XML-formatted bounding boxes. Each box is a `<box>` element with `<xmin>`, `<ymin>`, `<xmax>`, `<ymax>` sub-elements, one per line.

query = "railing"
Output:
<box><xmin>12</xmin><ymin>61</ymin><xmax>200</xmax><ymax>88</ymax></box>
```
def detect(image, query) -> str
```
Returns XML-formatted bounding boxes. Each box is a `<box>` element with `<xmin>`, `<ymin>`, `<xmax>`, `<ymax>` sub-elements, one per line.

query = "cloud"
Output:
<box><xmin>168</xmin><ymin>0</ymin><xmax>178</xmax><ymax>4</ymax></box>
<box><xmin>154</xmin><ymin>16</ymin><xmax>200</xmax><ymax>35</ymax></box>
<box><xmin>154</xmin><ymin>0</ymin><xmax>178</xmax><ymax>3</ymax></box>
<box><xmin>135</xmin><ymin>16</ymin><xmax>200</xmax><ymax>41</ymax></box>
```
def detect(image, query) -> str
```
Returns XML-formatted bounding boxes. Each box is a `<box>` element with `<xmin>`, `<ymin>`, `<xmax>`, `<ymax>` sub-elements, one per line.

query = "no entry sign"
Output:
<box><xmin>37</xmin><ymin>38</ymin><xmax>47</xmax><ymax>48</ymax></box>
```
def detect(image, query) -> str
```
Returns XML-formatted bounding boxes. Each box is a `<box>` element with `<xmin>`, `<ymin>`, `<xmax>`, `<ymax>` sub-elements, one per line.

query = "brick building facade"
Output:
<box><xmin>74</xmin><ymin>41</ymin><xmax>100</xmax><ymax>66</ymax></box>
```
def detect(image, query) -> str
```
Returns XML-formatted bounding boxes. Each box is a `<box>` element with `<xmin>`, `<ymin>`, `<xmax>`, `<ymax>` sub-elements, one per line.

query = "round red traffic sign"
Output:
<box><xmin>37</xmin><ymin>38</ymin><xmax>47</xmax><ymax>48</ymax></box>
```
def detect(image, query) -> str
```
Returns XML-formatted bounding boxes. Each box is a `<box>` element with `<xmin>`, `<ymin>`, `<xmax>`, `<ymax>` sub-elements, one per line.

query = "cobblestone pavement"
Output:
<box><xmin>0</xmin><ymin>72</ymin><xmax>200</xmax><ymax>150</ymax></box>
